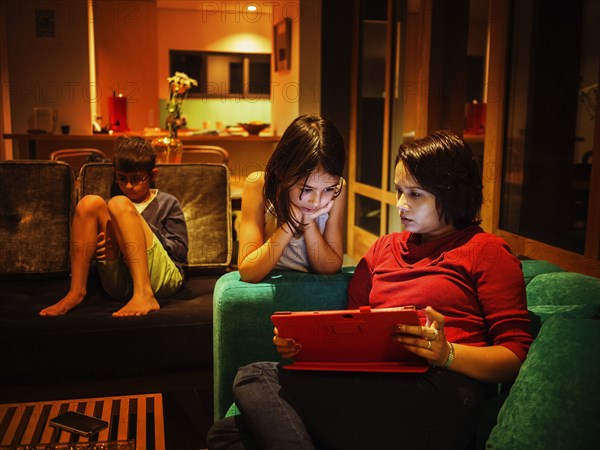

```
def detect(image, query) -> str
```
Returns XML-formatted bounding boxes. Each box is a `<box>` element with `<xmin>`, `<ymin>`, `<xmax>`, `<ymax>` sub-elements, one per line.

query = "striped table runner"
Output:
<box><xmin>0</xmin><ymin>394</ymin><xmax>164</xmax><ymax>450</ymax></box>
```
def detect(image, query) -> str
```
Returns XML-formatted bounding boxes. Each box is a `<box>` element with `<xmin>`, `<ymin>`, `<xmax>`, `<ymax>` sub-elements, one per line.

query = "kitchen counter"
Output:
<box><xmin>3</xmin><ymin>132</ymin><xmax>280</xmax><ymax>187</ymax></box>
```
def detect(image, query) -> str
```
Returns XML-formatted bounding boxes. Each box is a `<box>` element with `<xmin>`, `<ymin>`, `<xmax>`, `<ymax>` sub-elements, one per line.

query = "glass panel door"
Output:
<box><xmin>501</xmin><ymin>0</ymin><xmax>598</xmax><ymax>254</ymax></box>
<box><xmin>356</xmin><ymin>1</ymin><xmax>387</xmax><ymax>188</ymax></box>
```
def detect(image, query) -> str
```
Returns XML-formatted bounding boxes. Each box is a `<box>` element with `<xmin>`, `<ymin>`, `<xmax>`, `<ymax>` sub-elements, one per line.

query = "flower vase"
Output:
<box><xmin>151</xmin><ymin>133</ymin><xmax>182</xmax><ymax>164</ymax></box>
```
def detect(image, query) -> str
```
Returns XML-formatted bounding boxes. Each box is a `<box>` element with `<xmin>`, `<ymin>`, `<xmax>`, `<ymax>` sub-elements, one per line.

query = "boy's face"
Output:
<box><xmin>115</xmin><ymin>169</ymin><xmax>156</xmax><ymax>203</ymax></box>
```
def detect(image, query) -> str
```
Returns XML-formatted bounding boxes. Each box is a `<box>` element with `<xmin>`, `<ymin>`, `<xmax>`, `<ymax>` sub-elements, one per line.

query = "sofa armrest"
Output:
<box><xmin>213</xmin><ymin>268</ymin><xmax>354</xmax><ymax>420</ymax></box>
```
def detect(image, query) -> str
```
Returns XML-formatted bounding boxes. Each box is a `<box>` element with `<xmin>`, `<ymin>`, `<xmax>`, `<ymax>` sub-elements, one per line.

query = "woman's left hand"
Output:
<box><xmin>392</xmin><ymin>306</ymin><xmax>451</xmax><ymax>367</ymax></box>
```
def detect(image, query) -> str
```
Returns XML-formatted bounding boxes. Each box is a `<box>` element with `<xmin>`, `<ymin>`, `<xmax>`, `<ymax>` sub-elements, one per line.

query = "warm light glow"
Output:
<box><xmin>212</xmin><ymin>33</ymin><xmax>271</xmax><ymax>53</ymax></box>
<box><xmin>247</xmin><ymin>5</ymin><xmax>257</xmax><ymax>12</ymax></box>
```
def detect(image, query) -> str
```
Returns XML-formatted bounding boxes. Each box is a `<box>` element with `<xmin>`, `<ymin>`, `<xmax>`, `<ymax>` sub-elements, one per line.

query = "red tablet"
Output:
<box><xmin>271</xmin><ymin>306</ymin><xmax>429</xmax><ymax>373</ymax></box>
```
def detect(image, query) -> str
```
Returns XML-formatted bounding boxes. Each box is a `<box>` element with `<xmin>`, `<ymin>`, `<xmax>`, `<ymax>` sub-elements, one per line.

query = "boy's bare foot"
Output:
<box><xmin>39</xmin><ymin>292</ymin><xmax>85</xmax><ymax>316</ymax></box>
<box><xmin>113</xmin><ymin>295</ymin><xmax>160</xmax><ymax>317</ymax></box>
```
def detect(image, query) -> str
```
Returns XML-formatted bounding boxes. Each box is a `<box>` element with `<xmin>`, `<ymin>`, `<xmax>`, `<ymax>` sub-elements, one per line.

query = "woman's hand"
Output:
<box><xmin>273</xmin><ymin>327</ymin><xmax>302</xmax><ymax>360</ymax></box>
<box><xmin>392</xmin><ymin>306</ymin><xmax>452</xmax><ymax>367</ymax></box>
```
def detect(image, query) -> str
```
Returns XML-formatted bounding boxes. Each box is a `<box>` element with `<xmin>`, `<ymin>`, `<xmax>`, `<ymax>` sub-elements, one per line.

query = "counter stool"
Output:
<box><xmin>50</xmin><ymin>148</ymin><xmax>109</xmax><ymax>175</ymax></box>
<box><xmin>181</xmin><ymin>145</ymin><xmax>230</xmax><ymax>164</ymax></box>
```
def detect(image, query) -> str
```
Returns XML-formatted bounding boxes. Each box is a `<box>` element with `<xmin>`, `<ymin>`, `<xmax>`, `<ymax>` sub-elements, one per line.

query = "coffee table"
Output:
<box><xmin>0</xmin><ymin>394</ymin><xmax>164</xmax><ymax>449</ymax></box>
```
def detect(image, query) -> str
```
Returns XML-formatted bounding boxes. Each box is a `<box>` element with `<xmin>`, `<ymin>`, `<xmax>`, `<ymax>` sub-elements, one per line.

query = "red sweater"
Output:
<box><xmin>347</xmin><ymin>226</ymin><xmax>533</xmax><ymax>361</ymax></box>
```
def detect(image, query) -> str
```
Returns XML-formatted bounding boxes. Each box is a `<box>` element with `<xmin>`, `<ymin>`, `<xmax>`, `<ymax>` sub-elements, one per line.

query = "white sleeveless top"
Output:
<box><xmin>263</xmin><ymin>207</ymin><xmax>329</xmax><ymax>272</ymax></box>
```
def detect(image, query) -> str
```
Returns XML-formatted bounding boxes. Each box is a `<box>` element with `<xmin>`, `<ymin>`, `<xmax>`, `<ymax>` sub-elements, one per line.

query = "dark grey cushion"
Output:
<box><xmin>0</xmin><ymin>161</ymin><xmax>75</xmax><ymax>274</ymax></box>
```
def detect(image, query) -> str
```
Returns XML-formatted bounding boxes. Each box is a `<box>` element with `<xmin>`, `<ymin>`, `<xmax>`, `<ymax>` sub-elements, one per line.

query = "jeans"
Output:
<box><xmin>207</xmin><ymin>362</ymin><xmax>487</xmax><ymax>450</ymax></box>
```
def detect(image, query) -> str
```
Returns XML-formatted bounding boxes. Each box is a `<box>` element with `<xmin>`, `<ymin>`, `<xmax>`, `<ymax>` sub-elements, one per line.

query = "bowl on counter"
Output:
<box><xmin>238</xmin><ymin>122</ymin><xmax>270</xmax><ymax>135</ymax></box>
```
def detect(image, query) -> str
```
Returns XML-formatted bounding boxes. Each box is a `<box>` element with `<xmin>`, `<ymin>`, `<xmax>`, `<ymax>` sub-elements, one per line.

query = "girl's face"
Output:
<box><xmin>289</xmin><ymin>167</ymin><xmax>340</xmax><ymax>215</ymax></box>
<box><xmin>394</xmin><ymin>162</ymin><xmax>455</xmax><ymax>241</ymax></box>
<box><xmin>115</xmin><ymin>169</ymin><xmax>155</xmax><ymax>203</ymax></box>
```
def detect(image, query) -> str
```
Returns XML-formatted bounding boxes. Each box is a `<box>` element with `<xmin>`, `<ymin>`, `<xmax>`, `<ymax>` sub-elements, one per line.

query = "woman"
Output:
<box><xmin>208</xmin><ymin>130</ymin><xmax>532</xmax><ymax>450</ymax></box>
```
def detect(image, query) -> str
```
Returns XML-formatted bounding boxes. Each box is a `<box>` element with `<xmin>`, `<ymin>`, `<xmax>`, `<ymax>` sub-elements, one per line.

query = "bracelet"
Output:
<box><xmin>443</xmin><ymin>342</ymin><xmax>455</xmax><ymax>369</ymax></box>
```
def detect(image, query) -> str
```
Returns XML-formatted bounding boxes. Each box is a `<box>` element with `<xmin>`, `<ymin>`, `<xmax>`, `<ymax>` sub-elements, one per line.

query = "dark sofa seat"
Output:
<box><xmin>0</xmin><ymin>272</ymin><xmax>218</xmax><ymax>385</ymax></box>
<box><xmin>0</xmin><ymin>160</ymin><xmax>232</xmax><ymax>389</ymax></box>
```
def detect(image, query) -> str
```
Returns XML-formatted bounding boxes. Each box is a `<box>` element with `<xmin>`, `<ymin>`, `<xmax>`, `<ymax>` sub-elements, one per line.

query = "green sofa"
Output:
<box><xmin>212</xmin><ymin>260</ymin><xmax>600</xmax><ymax>449</ymax></box>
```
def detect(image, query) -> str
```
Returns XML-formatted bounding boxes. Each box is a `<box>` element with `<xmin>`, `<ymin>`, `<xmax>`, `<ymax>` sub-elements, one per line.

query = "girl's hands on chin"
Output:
<box><xmin>286</xmin><ymin>199</ymin><xmax>335</xmax><ymax>232</ymax></box>
<box><xmin>304</xmin><ymin>200</ymin><xmax>335</xmax><ymax>221</ymax></box>
<box><xmin>273</xmin><ymin>327</ymin><xmax>302</xmax><ymax>359</ymax></box>
<box><xmin>392</xmin><ymin>306</ymin><xmax>452</xmax><ymax>367</ymax></box>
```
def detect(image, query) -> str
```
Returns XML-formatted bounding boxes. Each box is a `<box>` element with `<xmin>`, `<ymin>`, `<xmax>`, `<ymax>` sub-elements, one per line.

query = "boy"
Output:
<box><xmin>40</xmin><ymin>136</ymin><xmax>188</xmax><ymax>317</ymax></box>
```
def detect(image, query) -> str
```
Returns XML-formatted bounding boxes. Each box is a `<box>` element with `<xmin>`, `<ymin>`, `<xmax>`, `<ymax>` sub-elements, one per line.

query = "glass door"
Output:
<box><xmin>499</xmin><ymin>0</ymin><xmax>599</xmax><ymax>263</ymax></box>
<box><xmin>348</xmin><ymin>0</ymin><xmax>422</xmax><ymax>260</ymax></box>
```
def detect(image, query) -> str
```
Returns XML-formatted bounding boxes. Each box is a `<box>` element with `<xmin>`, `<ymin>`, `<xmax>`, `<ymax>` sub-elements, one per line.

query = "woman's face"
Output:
<box><xmin>288</xmin><ymin>167</ymin><xmax>340</xmax><ymax>216</ymax></box>
<box><xmin>394</xmin><ymin>162</ymin><xmax>455</xmax><ymax>241</ymax></box>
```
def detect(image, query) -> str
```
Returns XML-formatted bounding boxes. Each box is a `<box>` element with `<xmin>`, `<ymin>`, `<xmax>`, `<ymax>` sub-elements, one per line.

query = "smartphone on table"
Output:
<box><xmin>48</xmin><ymin>411</ymin><xmax>109</xmax><ymax>437</ymax></box>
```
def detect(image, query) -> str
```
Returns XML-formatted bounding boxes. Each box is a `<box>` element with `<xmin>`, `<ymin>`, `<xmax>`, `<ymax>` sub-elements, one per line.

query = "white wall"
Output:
<box><xmin>270</xmin><ymin>0</ymin><xmax>322</xmax><ymax>136</ymax></box>
<box><xmin>156</xmin><ymin>1</ymin><xmax>274</xmax><ymax>130</ymax></box>
<box><xmin>4</xmin><ymin>0</ymin><xmax>91</xmax><ymax>134</ymax></box>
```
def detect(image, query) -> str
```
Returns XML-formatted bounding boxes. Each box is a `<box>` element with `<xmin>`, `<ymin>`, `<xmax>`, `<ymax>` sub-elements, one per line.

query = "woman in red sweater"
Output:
<box><xmin>208</xmin><ymin>130</ymin><xmax>533</xmax><ymax>450</ymax></box>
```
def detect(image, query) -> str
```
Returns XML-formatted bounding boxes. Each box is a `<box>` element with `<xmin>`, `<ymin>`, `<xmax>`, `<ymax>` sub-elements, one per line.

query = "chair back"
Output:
<box><xmin>181</xmin><ymin>145</ymin><xmax>230</xmax><ymax>164</ymax></box>
<box><xmin>50</xmin><ymin>149</ymin><xmax>109</xmax><ymax>175</ymax></box>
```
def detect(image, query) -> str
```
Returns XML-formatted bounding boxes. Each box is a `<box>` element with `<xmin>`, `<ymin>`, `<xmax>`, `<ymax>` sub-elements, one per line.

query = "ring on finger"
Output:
<box><xmin>426</xmin><ymin>340</ymin><xmax>432</xmax><ymax>351</ymax></box>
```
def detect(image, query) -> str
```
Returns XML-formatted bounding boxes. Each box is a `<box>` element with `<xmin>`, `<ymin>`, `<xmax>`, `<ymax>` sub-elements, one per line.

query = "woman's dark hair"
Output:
<box><xmin>112</xmin><ymin>136</ymin><xmax>156</xmax><ymax>173</ymax></box>
<box><xmin>264</xmin><ymin>114</ymin><xmax>346</xmax><ymax>234</ymax></box>
<box><xmin>394</xmin><ymin>129</ymin><xmax>483</xmax><ymax>229</ymax></box>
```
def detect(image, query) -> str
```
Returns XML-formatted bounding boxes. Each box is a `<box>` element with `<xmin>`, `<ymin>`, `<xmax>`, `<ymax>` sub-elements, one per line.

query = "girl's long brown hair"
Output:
<box><xmin>263</xmin><ymin>114</ymin><xmax>346</xmax><ymax>235</ymax></box>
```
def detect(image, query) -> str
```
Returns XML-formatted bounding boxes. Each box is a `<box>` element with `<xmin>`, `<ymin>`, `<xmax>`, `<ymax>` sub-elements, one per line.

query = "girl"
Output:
<box><xmin>237</xmin><ymin>114</ymin><xmax>347</xmax><ymax>283</ymax></box>
<box><xmin>208</xmin><ymin>130</ymin><xmax>532</xmax><ymax>450</ymax></box>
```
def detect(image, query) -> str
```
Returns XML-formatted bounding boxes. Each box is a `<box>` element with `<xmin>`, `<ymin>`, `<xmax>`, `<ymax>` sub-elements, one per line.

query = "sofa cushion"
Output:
<box><xmin>528</xmin><ymin>303</ymin><xmax>600</xmax><ymax>324</ymax></box>
<box><xmin>486</xmin><ymin>316</ymin><xmax>600</xmax><ymax>450</ymax></box>
<box><xmin>519</xmin><ymin>259</ymin><xmax>564</xmax><ymax>285</ymax></box>
<box><xmin>0</xmin><ymin>161</ymin><xmax>75</xmax><ymax>275</ymax></box>
<box><xmin>79</xmin><ymin>162</ymin><xmax>232</xmax><ymax>268</ymax></box>
<box><xmin>0</xmin><ymin>270</ymin><xmax>218</xmax><ymax>384</ymax></box>
<box><xmin>526</xmin><ymin>272</ymin><xmax>600</xmax><ymax>307</ymax></box>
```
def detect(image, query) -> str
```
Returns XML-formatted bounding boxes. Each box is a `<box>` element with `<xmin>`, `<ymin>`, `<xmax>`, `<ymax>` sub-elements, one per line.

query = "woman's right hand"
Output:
<box><xmin>273</xmin><ymin>327</ymin><xmax>302</xmax><ymax>359</ymax></box>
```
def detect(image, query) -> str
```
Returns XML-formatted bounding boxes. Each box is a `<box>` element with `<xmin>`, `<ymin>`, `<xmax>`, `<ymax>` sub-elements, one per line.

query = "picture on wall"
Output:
<box><xmin>273</xmin><ymin>18</ymin><xmax>291</xmax><ymax>72</ymax></box>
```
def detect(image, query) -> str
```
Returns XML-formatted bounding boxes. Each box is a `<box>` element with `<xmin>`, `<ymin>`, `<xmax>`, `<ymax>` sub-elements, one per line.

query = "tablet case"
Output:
<box><xmin>271</xmin><ymin>306</ymin><xmax>429</xmax><ymax>373</ymax></box>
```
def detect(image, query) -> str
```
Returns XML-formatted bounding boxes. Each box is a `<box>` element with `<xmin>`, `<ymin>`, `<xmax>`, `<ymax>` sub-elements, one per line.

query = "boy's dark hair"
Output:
<box><xmin>264</xmin><ymin>114</ymin><xmax>346</xmax><ymax>234</ymax></box>
<box><xmin>395</xmin><ymin>129</ymin><xmax>483</xmax><ymax>229</ymax></box>
<box><xmin>112</xmin><ymin>136</ymin><xmax>156</xmax><ymax>173</ymax></box>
